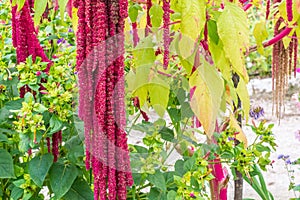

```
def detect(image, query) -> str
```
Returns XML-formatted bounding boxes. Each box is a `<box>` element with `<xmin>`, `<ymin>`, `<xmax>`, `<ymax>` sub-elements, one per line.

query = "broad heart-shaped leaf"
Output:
<box><xmin>63</xmin><ymin>178</ymin><xmax>93</xmax><ymax>200</ymax></box>
<box><xmin>49</xmin><ymin>162</ymin><xmax>78</xmax><ymax>199</ymax></box>
<box><xmin>147</xmin><ymin>170</ymin><xmax>167</xmax><ymax>192</ymax></box>
<box><xmin>33</xmin><ymin>0</ymin><xmax>48</xmax><ymax>27</ymax></box>
<box><xmin>217</xmin><ymin>3</ymin><xmax>249</xmax><ymax>83</ymax></box>
<box><xmin>29</xmin><ymin>154</ymin><xmax>54</xmax><ymax>187</ymax></box>
<box><xmin>49</xmin><ymin>114</ymin><xmax>63</xmax><ymax>134</ymax></box>
<box><xmin>179</xmin><ymin>0</ymin><xmax>206</xmax><ymax>41</ymax></box>
<box><xmin>0</xmin><ymin>149</ymin><xmax>15</xmax><ymax>178</ymax></box>
<box><xmin>189</xmin><ymin>62</ymin><xmax>224</xmax><ymax>138</ymax></box>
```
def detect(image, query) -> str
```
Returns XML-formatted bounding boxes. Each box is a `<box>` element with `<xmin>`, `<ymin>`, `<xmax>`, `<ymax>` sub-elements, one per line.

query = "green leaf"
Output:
<box><xmin>11</xmin><ymin>186</ymin><xmax>23</xmax><ymax>200</ymax></box>
<box><xmin>63</xmin><ymin>178</ymin><xmax>94</xmax><ymax>200</ymax></box>
<box><xmin>58</xmin><ymin>0</ymin><xmax>69</xmax><ymax>20</ymax></box>
<box><xmin>132</xmin><ymin>37</ymin><xmax>156</xmax><ymax>67</ymax></box>
<box><xmin>49</xmin><ymin>162</ymin><xmax>78</xmax><ymax>199</ymax></box>
<box><xmin>33</xmin><ymin>0</ymin><xmax>48</xmax><ymax>27</ymax></box>
<box><xmin>4</xmin><ymin>99</ymin><xmax>23</xmax><ymax>110</ymax></box>
<box><xmin>150</xmin><ymin>4</ymin><xmax>164</xmax><ymax>27</ymax></box>
<box><xmin>0</xmin><ymin>149</ymin><xmax>15</xmax><ymax>178</ymax></box>
<box><xmin>189</xmin><ymin>61</ymin><xmax>224</xmax><ymax>137</ymax></box>
<box><xmin>49</xmin><ymin>115</ymin><xmax>63</xmax><ymax>134</ymax></box>
<box><xmin>148</xmin><ymin>77</ymin><xmax>170</xmax><ymax>117</ymax></box>
<box><xmin>65</xmin><ymin>135</ymin><xmax>84</xmax><ymax>164</ymax></box>
<box><xmin>179</xmin><ymin>0</ymin><xmax>206</xmax><ymax>41</ymax></box>
<box><xmin>29</xmin><ymin>154</ymin><xmax>54</xmax><ymax>187</ymax></box>
<box><xmin>33</xmin><ymin>103</ymin><xmax>48</xmax><ymax>113</ymax></box>
<box><xmin>147</xmin><ymin>170</ymin><xmax>166</xmax><ymax>192</ymax></box>
<box><xmin>217</xmin><ymin>3</ymin><xmax>249</xmax><ymax>83</ymax></box>
<box><xmin>129</xmin><ymin>5</ymin><xmax>139</xmax><ymax>23</ymax></box>
<box><xmin>0</xmin><ymin>133</ymin><xmax>8</xmax><ymax>142</ymax></box>
<box><xmin>160</xmin><ymin>127</ymin><xmax>174</xmax><ymax>142</ymax></box>
<box><xmin>24</xmin><ymin>92</ymin><xmax>35</xmax><ymax>103</ymax></box>
<box><xmin>253</xmin><ymin>21</ymin><xmax>268</xmax><ymax>55</ymax></box>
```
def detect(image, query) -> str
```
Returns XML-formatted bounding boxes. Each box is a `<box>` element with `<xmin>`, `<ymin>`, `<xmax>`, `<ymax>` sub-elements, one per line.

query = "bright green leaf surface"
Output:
<box><xmin>147</xmin><ymin>170</ymin><xmax>167</xmax><ymax>192</ymax></box>
<box><xmin>49</xmin><ymin>162</ymin><xmax>78</xmax><ymax>199</ymax></box>
<box><xmin>150</xmin><ymin>4</ymin><xmax>164</xmax><ymax>27</ymax></box>
<box><xmin>63</xmin><ymin>178</ymin><xmax>94</xmax><ymax>200</ymax></box>
<box><xmin>0</xmin><ymin>149</ymin><xmax>15</xmax><ymax>178</ymax></box>
<box><xmin>29</xmin><ymin>154</ymin><xmax>53</xmax><ymax>187</ymax></box>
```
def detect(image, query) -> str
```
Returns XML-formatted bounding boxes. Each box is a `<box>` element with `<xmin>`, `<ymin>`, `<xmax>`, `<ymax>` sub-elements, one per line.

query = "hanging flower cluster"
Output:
<box><xmin>11</xmin><ymin>1</ymin><xmax>63</xmax><ymax>161</ymax></box>
<box><xmin>11</xmin><ymin>1</ymin><xmax>51</xmax><ymax>68</ymax></box>
<box><xmin>272</xmin><ymin>16</ymin><xmax>298</xmax><ymax>118</ymax></box>
<box><xmin>74</xmin><ymin>0</ymin><xmax>133</xmax><ymax>199</ymax></box>
<box><xmin>145</xmin><ymin>0</ymin><xmax>152</xmax><ymax>36</ymax></box>
<box><xmin>163</xmin><ymin>0</ymin><xmax>170</xmax><ymax>70</ymax></box>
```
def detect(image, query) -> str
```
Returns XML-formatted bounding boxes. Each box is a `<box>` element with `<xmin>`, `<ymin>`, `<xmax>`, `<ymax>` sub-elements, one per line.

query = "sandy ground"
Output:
<box><xmin>128</xmin><ymin>76</ymin><xmax>300</xmax><ymax>200</ymax></box>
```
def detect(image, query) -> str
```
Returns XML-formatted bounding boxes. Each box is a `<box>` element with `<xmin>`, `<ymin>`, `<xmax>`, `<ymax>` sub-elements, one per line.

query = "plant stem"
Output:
<box><xmin>248</xmin><ymin>27</ymin><xmax>293</xmax><ymax>54</ymax></box>
<box><xmin>233</xmin><ymin>73</ymin><xmax>243</xmax><ymax>200</ymax></box>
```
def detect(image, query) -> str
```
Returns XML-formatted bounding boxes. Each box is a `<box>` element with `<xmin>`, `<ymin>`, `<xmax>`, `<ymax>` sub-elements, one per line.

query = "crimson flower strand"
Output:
<box><xmin>75</xmin><ymin>0</ymin><xmax>133</xmax><ymax>199</ymax></box>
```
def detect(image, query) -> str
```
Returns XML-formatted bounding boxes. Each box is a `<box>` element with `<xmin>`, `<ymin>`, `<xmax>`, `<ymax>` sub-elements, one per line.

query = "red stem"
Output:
<box><xmin>243</xmin><ymin>3</ymin><xmax>252</xmax><ymax>11</ymax></box>
<box><xmin>263</xmin><ymin>27</ymin><xmax>293</xmax><ymax>47</ymax></box>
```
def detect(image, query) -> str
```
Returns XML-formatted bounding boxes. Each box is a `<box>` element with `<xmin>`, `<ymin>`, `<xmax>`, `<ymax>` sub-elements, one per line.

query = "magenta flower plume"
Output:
<box><xmin>163</xmin><ymin>0</ymin><xmax>170</xmax><ymax>70</ymax></box>
<box><xmin>286</xmin><ymin>0</ymin><xmax>293</xmax><ymax>22</ymax></box>
<box><xmin>75</xmin><ymin>0</ymin><xmax>133</xmax><ymax>199</ymax></box>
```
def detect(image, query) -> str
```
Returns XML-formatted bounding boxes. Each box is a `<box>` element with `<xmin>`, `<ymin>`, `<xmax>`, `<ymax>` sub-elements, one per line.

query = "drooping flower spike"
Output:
<box><xmin>74</xmin><ymin>0</ymin><xmax>133</xmax><ymax>199</ymax></box>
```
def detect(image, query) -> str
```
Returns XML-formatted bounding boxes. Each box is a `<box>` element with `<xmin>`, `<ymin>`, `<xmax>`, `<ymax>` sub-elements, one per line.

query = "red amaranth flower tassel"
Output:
<box><xmin>132</xmin><ymin>22</ymin><xmax>139</xmax><ymax>47</ymax></box>
<box><xmin>46</xmin><ymin>137</ymin><xmax>51</xmax><ymax>153</ymax></box>
<box><xmin>145</xmin><ymin>0</ymin><xmax>152</xmax><ymax>36</ymax></box>
<box><xmin>163</xmin><ymin>0</ymin><xmax>170</xmax><ymax>70</ymax></box>
<box><xmin>293</xmin><ymin>36</ymin><xmax>298</xmax><ymax>77</ymax></box>
<box><xmin>286</xmin><ymin>0</ymin><xmax>293</xmax><ymax>21</ymax></box>
<box><xmin>266</xmin><ymin>0</ymin><xmax>270</xmax><ymax>20</ymax></box>
<box><xmin>52</xmin><ymin>132</ymin><xmax>60</xmax><ymax>162</ymax></box>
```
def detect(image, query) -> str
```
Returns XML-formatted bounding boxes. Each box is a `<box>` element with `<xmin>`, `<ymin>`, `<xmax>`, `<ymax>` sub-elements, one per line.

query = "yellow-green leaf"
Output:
<box><xmin>253</xmin><ymin>21</ymin><xmax>268</xmax><ymax>55</ymax></box>
<box><xmin>229</xmin><ymin>113</ymin><xmax>248</xmax><ymax>147</ymax></box>
<box><xmin>179</xmin><ymin>0</ymin><xmax>206</xmax><ymax>41</ymax></box>
<box><xmin>189</xmin><ymin>61</ymin><xmax>224</xmax><ymax>137</ymax></box>
<box><xmin>33</xmin><ymin>0</ymin><xmax>48</xmax><ymax>27</ymax></box>
<box><xmin>236</xmin><ymin>78</ymin><xmax>250</xmax><ymax>122</ymax></box>
<box><xmin>16</xmin><ymin>0</ymin><xmax>25</xmax><ymax>11</ymax></box>
<box><xmin>58</xmin><ymin>0</ymin><xmax>69</xmax><ymax>20</ymax></box>
<box><xmin>72</xmin><ymin>7</ymin><xmax>78</xmax><ymax>34</ymax></box>
<box><xmin>278</xmin><ymin>0</ymin><xmax>300</xmax><ymax>24</ymax></box>
<box><xmin>217</xmin><ymin>3</ymin><xmax>249</xmax><ymax>83</ymax></box>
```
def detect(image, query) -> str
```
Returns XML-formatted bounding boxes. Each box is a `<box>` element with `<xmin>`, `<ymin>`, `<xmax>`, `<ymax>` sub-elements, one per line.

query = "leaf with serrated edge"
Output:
<box><xmin>189</xmin><ymin>61</ymin><xmax>224</xmax><ymax>137</ymax></box>
<box><xmin>217</xmin><ymin>3</ymin><xmax>249</xmax><ymax>83</ymax></box>
<box><xmin>180</xmin><ymin>0</ymin><xmax>206</xmax><ymax>41</ymax></box>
